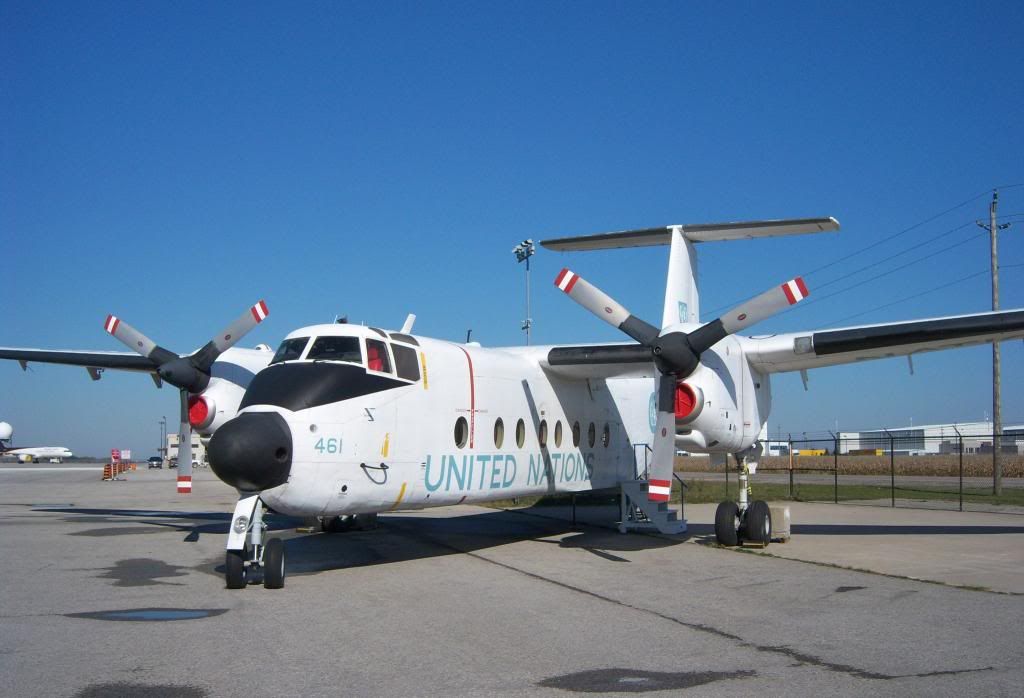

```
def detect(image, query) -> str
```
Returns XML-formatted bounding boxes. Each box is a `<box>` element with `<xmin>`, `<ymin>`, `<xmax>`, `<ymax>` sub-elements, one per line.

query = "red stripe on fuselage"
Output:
<box><xmin>457</xmin><ymin>346</ymin><xmax>476</xmax><ymax>449</ymax></box>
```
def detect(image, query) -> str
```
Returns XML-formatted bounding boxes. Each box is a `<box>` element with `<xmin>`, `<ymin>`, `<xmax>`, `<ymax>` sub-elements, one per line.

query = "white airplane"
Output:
<box><xmin>3</xmin><ymin>217</ymin><xmax>1023</xmax><ymax>591</ymax></box>
<box><xmin>0</xmin><ymin>422</ymin><xmax>73</xmax><ymax>463</ymax></box>
<box><xmin>196</xmin><ymin>217</ymin><xmax>1022</xmax><ymax>589</ymax></box>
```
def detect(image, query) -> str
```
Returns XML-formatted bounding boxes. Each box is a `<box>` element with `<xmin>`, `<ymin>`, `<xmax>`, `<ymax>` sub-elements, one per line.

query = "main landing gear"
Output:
<box><xmin>714</xmin><ymin>453</ymin><xmax>772</xmax><ymax>548</ymax></box>
<box><xmin>225</xmin><ymin>494</ymin><xmax>286</xmax><ymax>589</ymax></box>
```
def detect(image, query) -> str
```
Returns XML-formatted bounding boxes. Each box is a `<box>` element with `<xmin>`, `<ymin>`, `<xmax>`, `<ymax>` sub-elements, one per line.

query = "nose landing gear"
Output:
<box><xmin>225</xmin><ymin>494</ymin><xmax>287</xmax><ymax>589</ymax></box>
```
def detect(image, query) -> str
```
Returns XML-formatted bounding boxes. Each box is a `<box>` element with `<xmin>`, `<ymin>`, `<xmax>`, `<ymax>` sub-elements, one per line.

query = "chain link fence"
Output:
<box><xmin>677</xmin><ymin>433</ymin><xmax>1024</xmax><ymax>513</ymax></box>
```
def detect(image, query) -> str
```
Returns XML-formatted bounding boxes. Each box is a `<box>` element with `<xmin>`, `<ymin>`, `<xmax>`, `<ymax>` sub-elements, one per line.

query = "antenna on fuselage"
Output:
<box><xmin>334</xmin><ymin>315</ymin><xmax>348</xmax><ymax>324</ymax></box>
<box><xmin>465</xmin><ymin>329</ymin><xmax>472</xmax><ymax>343</ymax></box>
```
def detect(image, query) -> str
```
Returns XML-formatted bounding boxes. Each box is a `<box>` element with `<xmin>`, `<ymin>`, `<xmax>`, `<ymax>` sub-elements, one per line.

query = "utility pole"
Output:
<box><xmin>513</xmin><ymin>239</ymin><xmax>536</xmax><ymax>345</ymax></box>
<box><xmin>977</xmin><ymin>190</ymin><xmax>1011</xmax><ymax>495</ymax></box>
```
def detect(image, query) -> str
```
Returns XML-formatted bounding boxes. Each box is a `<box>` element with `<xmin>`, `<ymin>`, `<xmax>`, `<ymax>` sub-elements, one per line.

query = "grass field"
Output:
<box><xmin>675</xmin><ymin>454</ymin><xmax>1024</xmax><ymax>478</ymax></box>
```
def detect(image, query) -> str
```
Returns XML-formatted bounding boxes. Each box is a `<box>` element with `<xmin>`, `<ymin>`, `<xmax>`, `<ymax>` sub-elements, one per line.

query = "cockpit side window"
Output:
<box><xmin>392</xmin><ymin>344</ymin><xmax>420</xmax><ymax>381</ymax></box>
<box><xmin>365</xmin><ymin>338</ymin><xmax>392</xmax><ymax>374</ymax></box>
<box><xmin>270</xmin><ymin>337</ymin><xmax>309</xmax><ymax>364</ymax></box>
<box><xmin>307</xmin><ymin>336</ymin><xmax>362</xmax><ymax>364</ymax></box>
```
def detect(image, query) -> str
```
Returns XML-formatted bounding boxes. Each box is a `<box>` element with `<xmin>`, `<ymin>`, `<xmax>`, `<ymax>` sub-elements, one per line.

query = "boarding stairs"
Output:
<box><xmin>619</xmin><ymin>444</ymin><xmax>687</xmax><ymax>535</ymax></box>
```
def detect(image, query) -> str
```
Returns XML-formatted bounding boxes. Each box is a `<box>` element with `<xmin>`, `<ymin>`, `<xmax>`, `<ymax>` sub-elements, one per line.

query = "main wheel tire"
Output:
<box><xmin>322</xmin><ymin>515</ymin><xmax>356</xmax><ymax>533</ymax></box>
<box><xmin>263</xmin><ymin>538</ymin><xmax>286</xmax><ymax>589</ymax></box>
<box><xmin>714</xmin><ymin>501</ymin><xmax>740</xmax><ymax>546</ymax></box>
<box><xmin>355</xmin><ymin>512</ymin><xmax>378</xmax><ymax>530</ymax></box>
<box><xmin>225</xmin><ymin>549</ymin><xmax>247</xmax><ymax>589</ymax></box>
<box><xmin>746</xmin><ymin>500</ymin><xmax>772</xmax><ymax>547</ymax></box>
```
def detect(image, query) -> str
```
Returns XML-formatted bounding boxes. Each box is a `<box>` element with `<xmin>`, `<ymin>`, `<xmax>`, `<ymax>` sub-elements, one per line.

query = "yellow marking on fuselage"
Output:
<box><xmin>381</xmin><ymin>433</ymin><xmax>390</xmax><ymax>458</ymax></box>
<box><xmin>390</xmin><ymin>481</ymin><xmax>408</xmax><ymax>510</ymax></box>
<box><xmin>420</xmin><ymin>351</ymin><xmax>429</xmax><ymax>389</ymax></box>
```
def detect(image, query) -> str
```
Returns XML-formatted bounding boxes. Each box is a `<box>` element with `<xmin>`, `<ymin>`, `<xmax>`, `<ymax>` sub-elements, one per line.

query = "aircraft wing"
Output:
<box><xmin>540</xmin><ymin>343</ymin><xmax>655</xmax><ymax>379</ymax></box>
<box><xmin>0</xmin><ymin>348</ymin><xmax>156</xmax><ymax>376</ymax></box>
<box><xmin>744</xmin><ymin>309</ymin><xmax>1024</xmax><ymax>374</ymax></box>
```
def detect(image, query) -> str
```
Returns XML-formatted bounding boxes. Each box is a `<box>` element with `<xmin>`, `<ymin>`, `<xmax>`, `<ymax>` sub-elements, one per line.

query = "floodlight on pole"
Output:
<box><xmin>512</xmin><ymin>239</ymin><xmax>536</xmax><ymax>344</ymax></box>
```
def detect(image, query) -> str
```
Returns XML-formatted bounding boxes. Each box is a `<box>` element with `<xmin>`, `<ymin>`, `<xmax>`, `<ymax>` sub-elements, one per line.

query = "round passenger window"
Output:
<box><xmin>516</xmin><ymin>419</ymin><xmax>526</xmax><ymax>448</ymax></box>
<box><xmin>587</xmin><ymin>422</ymin><xmax>596</xmax><ymax>448</ymax></box>
<box><xmin>494</xmin><ymin>418</ymin><xmax>504</xmax><ymax>449</ymax></box>
<box><xmin>454</xmin><ymin>417</ymin><xmax>469</xmax><ymax>449</ymax></box>
<box><xmin>602</xmin><ymin>423</ymin><xmax>611</xmax><ymax>448</ymax></box>
<box><xmin>554</xmin><ymin>421</ymin><xmax>563</xmax><ymax>448</ymax></box>
<box><xmin>539</xmin><ymin>420</ymin><xmax>548</xmax><ymax>448</ymax></box>
<box><xmin>572</xmin><ymin>421</ymin><xmax>581</xmax><ymax>448</ymax></box>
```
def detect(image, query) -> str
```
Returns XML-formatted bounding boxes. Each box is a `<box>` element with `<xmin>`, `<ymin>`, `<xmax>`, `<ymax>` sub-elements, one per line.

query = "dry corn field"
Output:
<box><xmin>675</xmin><ymin>454</ymin><xmax>1024</xmax><ymax>478</ymax></box>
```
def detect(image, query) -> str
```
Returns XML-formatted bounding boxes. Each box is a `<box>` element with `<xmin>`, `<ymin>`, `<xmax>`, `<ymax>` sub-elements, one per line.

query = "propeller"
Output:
<box><xmin>103</xmin><ymin>300</ymin><xmax>270</xmax><ymax>492</ymax></box>
<box><xmin>555</xmin><ymin>267</ymin><xmax>808</xmax><ymax>501</ymax></box>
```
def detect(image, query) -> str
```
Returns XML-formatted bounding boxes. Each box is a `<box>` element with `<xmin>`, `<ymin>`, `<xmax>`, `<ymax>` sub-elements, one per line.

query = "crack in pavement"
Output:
<box><xmin>392</xmin><ymin>519</ymin><xmax>992</xmax><ymax>682</ymax></box>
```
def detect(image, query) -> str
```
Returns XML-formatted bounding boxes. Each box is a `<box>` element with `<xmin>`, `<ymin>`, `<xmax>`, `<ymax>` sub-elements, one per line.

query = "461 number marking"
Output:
<box><xmin>314</xmin><ymin>437</ymin><xmax>341</xmax><ymax>454</ymax></box>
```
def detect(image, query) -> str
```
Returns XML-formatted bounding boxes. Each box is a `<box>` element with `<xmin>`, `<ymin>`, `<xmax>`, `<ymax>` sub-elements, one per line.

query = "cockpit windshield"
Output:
<box><xmin>270</xmin><ymin>337</ymin><xmax>309</xmax><ymax>364</ymax></box>
<box><xmin>307</xmin><ymin>336</ymin><xmax>362</xmax><ymax>364</ymax></box>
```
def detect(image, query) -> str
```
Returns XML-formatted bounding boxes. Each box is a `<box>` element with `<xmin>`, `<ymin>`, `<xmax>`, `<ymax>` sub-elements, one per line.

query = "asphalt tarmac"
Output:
<box><xmin>1</xmin><ymin>463</ymin><xmax>1022</xmax><ymax>697</ymax></box>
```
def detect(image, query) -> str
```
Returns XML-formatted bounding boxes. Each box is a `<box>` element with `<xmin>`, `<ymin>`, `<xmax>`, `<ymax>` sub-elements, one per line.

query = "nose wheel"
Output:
<box><xmin>224</xmin><ymin>495</ymin><xmax>287</xmax><ymax>589</ymax></box>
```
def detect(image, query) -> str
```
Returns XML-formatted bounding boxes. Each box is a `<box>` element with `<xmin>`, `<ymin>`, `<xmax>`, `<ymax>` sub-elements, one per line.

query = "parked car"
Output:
<box><xmin>147</xmin><ymin>456</ymin><xmax>163</xmax><ymax>469</ymax></box>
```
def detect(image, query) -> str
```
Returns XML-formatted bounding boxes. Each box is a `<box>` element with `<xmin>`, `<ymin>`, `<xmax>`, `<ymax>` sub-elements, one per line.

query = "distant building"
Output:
<box><xmin>839</xmin><ymin>421</ymin><xmax>1024</xmax><ymax>456</ymax></box>
<box><xmin>166</xmin><ymin>432</ymin><xmax>208</xmax><ymax>466</ymax></box>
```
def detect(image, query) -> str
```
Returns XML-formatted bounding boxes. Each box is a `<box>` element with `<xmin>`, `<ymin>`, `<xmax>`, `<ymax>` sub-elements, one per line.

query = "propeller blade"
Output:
<box><xmin>191</xmin><ymin>300</ymin><xmax>269</xmax><ymax>371</ymax></box>
<box><xmin>722</xmin><ymin>277</ymin><xmax>808</xmax><ymax>334</ymax></box>
<box><xmin>103</xmin><ymin>315</ymin><xmax>177</xmax><ymax>364</ymax></box>
<box><xmin>554</xmin><ymin>269</ymin><xmax>659</xmax><ymax>345</ymax></box>
<box><xmin>176</xmin><ymin>388</ymin><xmax>193</xmax><ymax>494</ymax></box>
<box><xmin>687</xmin><ymin>277</ymin><xmax>809</xmax><ymax>355</ymax></box>
<box><xmin>647</xmin><ymin>374</ymin><xmax>677</xmax><ymax>502</ymax></box>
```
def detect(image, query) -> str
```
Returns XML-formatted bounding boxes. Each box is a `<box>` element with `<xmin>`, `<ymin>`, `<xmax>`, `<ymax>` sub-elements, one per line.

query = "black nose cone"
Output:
<box><xmin>208</xmin><ymin>412</ymin><xmax>292</xmax><ymax>492</ymax></box>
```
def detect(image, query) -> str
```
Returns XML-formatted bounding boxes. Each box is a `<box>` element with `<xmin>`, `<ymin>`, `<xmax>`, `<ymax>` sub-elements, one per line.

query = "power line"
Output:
<box><xmin>703</xmin><ymin>189</ymin><xmax>1024</xmax><ymax>317</ymax></box>
<box><xmin>772</xmin><ymin>230</ymin><xmax>990</xmax><ymax>316</ymax></box>
<box><xmin>824</xmin><ymin>269</ymin><xmax>989</xmax><ymax>327</ymax></box>
<box><xmin>801</xmin><ymin>190</ymin><xmax>994</xmax><ymax>278</ymax></box>
<box><xmin>812</xmin><ymin>220</ymin><xmax>975</xmax><ymax>293</ymax></box>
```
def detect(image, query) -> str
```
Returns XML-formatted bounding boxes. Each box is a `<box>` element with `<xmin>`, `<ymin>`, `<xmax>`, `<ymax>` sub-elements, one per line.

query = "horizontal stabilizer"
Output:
<box><xmin>541</xmin><ymin>217</ymin><xmax>839</xmax><ymax>251</ymax></box>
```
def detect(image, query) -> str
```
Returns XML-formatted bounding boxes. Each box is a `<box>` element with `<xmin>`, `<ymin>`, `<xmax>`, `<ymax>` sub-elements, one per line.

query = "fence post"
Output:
<box><xmin>954</xmin><ymin>427</ymin><xmax>963</xmax><ymax>513</ymax></box>
<box><xmin>833</xmin><ymin>433</ymin><xmax>839</xmax><ymax>504</ymax></box>
<box><xmin>884</xmin><ymin>429</ymin><xmax>895</xmax><ymax>508</ymax></box>
<box><xmin>788</xmin><ymin>436</ymin><xmax>794</xmax><ymax>498</ymax></box>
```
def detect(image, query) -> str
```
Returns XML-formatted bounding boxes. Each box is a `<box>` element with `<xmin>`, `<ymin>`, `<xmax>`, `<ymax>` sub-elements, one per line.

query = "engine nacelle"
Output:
<box><xmin>188</xmin><ymin>377</ymin><xmax>246</xmax><ymax>437</ymax></box>
<box><xmin>673</xmin><ymin>344</ymin><xmax>750</xmax><ymax>453</ymax></box>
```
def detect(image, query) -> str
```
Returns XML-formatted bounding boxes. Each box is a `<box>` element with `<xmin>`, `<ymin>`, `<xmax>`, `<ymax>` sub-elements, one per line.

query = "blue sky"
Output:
<box><xmin>2</xmin><ymin>1</ymin><xmax>1022</xmax><ymax>456</ymax></box>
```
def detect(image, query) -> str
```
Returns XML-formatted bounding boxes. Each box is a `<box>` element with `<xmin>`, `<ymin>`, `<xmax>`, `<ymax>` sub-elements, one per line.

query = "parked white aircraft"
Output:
<box><xmin>3</xmin><ymin>217</ymin><xmax>1023</xmax><ymax>590</ymax></box>
<box><xmin>0</xmin><ymin>422</ymin><xmax>73</xmax><ymax>463</ymax></box>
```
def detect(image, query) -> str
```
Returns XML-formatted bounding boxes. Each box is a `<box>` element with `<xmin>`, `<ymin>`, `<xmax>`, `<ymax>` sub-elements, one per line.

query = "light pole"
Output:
<box><xmin>513</xmin><ymin>239</ymin><xmax>536</xmax><ymax>345</ymax></box>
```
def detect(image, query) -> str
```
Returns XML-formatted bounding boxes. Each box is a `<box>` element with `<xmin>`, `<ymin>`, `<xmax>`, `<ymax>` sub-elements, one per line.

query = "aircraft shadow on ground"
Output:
<box><xmin>38</xmin><ymin>506</ymin><xmax>302</xmax><ymax>542</ymax></box>
<box><xmin>35</xmin><ymin>504</ymin><xmax>689</xmax><ymax>576</ymax></box>
<box><xmin>279</xmin><ymin>508</ymin><xmax>693</xmax><ymax>576</ymax></box>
